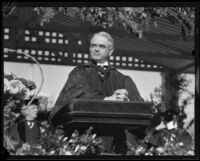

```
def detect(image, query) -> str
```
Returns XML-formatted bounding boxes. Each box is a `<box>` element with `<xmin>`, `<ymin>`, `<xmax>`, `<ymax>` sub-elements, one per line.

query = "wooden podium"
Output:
<box><xmin>61</xmin><ymin>99</ymin><xmax>153</xmax><ymax>136</ymax></box>
<box><xmin>59</xmin><ymin>99</ymin><xmax>153</xmax><ymax>153</ymax></box>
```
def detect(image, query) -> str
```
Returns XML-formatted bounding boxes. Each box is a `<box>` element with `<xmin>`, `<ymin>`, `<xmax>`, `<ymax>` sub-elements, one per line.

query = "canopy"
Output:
<box><xmin>3</xmin><ymin>7</ymin><xmax>195</xmax><ymax>73</ymax></box>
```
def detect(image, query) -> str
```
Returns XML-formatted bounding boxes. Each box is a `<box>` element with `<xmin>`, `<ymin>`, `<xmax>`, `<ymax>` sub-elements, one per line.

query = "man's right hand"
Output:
<box><xmin>104</xmin><ymin>89</ymin><xmax>130</xmax><ymax>101</ymax></box>
<box><xmin>114</xmin><ymin>89</ymin><xmax>128</xmax><ymax>96</ymax></box>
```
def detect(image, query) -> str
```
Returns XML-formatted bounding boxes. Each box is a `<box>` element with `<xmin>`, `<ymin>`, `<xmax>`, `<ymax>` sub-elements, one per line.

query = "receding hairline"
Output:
<box><xmin>90</xmin><ymin>32</ymin><xmax>114</xmax><ymax>47</ymax></box>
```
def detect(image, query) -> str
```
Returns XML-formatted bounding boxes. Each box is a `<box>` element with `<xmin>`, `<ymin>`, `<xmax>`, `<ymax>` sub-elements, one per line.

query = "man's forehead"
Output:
<box><xmin>91</xmin><ymin>35</ymin><xmax>109</xmax><ymax>42</ymax></box>
<box><xmin>91</xmin><ymin>35</ymin><xmax>111</xmax><ymax>45</ymax></box>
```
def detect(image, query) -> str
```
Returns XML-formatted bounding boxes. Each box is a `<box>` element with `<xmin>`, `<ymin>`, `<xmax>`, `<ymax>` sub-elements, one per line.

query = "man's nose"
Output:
<box><xmin>94</xmin><ymin>46</ymin><xmax>100</xmax><ymax>51</ymax></box>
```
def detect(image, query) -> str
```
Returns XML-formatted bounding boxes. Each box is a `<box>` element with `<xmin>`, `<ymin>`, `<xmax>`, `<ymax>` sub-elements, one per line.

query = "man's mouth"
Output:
<box><xmin>93</xmin><ymin>52</ymin><xmax>101</xmax><ymax>55</ymax></box>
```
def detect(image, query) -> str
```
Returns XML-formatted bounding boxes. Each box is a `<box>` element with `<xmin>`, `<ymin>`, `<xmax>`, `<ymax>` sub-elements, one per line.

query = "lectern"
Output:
<box><xmin>58</xmin><ymin>99</ymin><xmax>153</xmax><ymax>153</ymax></box>
<box><xmin>60</xmin><ymin>99</ymin><xmax>153</xmax><ymax>135</ymax></box>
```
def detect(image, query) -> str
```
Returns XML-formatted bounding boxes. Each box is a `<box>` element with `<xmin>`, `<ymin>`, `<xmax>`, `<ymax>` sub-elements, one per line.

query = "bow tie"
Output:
<box><xmin>26</xmin><ymin>120</ymin><xmax>35</xmax><ymax>128</ymax></box>
<box><xmin>97</xmin><ymin>65</ymin><xmax>108</xmax><ymax>70</ymax></box>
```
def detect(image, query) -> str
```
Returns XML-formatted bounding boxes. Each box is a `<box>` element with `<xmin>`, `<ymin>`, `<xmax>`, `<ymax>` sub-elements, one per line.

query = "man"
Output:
<box><xmin>49</xmin><ymin>31</ymin><xmax>143</xmax><ymax>154</ymax></box>
<box><xmin>8</xmin><ymin>99</ymin><xmax>42</xmax><ymax>145</ymax></box>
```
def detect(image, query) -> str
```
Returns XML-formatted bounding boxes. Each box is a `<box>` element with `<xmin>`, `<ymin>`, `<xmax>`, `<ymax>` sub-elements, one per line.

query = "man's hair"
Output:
<box><xmin>21</xmin><ymin>98</ymin><xmax>39</xmax><ymax>116</ymax></box>
<box><xmin>90</xmin><ymin>31</ymin><xmax>114</xmax><ymax>48</ymax></box>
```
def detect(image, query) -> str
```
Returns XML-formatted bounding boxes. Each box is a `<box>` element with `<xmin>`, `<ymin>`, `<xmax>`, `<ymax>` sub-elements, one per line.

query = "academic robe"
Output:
<box><xmin>49</xmin><ymin>61</ymin><xmax>143</xmax><ymax>129</ymax></box>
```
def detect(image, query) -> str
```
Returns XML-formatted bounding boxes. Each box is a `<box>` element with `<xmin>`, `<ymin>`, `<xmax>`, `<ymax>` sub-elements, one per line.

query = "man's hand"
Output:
<box><xmin>104</xmin><ymin>89</ymin><xmax>130</xmax><ymax>101</ymax></box>
<box><xmin>114</xmin><ymin>89</ymin><xmax>128</xmax><ymax>96</ymax></box>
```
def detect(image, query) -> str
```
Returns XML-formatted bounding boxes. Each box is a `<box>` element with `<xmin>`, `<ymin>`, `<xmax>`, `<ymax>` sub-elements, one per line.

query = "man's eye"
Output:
<box><xmin>99</xmin><ymin>45</ymin><xmax>106</xmax><ymax>49</ymax></box>
<box><xmin>91</xmin><ymin>44</ymin><xmax>97</xmax><ymax>48</ymax></box>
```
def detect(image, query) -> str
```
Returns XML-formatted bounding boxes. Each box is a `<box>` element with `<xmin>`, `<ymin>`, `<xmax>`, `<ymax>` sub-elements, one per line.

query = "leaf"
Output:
<box><xmin>75</xmin><ymin>145</ymin><xmax>80</xmax><ymax>152</ymax></box>
<box><xmin>153</xmin><ymin>21</ymin><xmax>158</xmax><ymax>27</ymax></box>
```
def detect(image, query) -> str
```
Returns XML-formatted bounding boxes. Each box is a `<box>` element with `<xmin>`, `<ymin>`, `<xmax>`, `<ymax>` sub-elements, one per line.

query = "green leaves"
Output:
<box><xmin>5</xmin><ymin>6</ymin><xmax>195</xmax><ymax>39</ymax></box>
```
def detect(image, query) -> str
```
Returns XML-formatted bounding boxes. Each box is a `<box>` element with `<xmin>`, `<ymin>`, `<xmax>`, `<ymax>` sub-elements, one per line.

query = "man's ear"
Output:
<box><xmin>109</xmin><ymin>47</ymin><xmax>114</xmax><ymax>56</ymax></box>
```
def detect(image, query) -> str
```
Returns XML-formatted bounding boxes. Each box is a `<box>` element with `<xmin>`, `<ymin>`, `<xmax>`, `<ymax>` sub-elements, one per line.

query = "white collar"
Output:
<box><xmin>97</xmin><ymin>61</ymin><xmax>109</xmax><ymax>67</ymax></box>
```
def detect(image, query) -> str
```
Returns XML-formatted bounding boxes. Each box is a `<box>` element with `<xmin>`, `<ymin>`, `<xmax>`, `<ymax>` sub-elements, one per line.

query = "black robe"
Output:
<box><xmin>49</xmin><ymin>61</ymin><xmax>143</xmax><ymax>129</ymax></box>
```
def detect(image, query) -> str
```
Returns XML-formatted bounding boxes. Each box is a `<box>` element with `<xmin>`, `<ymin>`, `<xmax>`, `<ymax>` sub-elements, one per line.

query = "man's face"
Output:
<box><xmin>90</xmin><ymin>35</ymin><xmax>114</xmax><ymax>63</ymax></box>
<box><xmin>25</xmin><ymin>104</ymin><xmax>38</xmax><ymax>120</ymax></box>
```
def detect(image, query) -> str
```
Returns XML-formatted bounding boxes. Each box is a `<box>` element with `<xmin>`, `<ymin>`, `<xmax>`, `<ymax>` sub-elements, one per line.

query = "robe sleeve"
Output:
<box><xmin>123</xmin><ymin>76</ymin><xmax>144</xmax><ymax>102</ymax></box>
<box><xmin>49</xmin><ymin>67</ymin><xmax>105</xmax><ymax>129</ymax></box>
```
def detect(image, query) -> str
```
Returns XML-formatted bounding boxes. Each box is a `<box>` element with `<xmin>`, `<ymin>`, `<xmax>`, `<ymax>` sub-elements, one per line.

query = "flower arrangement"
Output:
<box><xmin>137</xmin><ymin>73</ymin><xmax>195</xmax><ymax>156</ymax></box>
<box><xmin>9</xmin><ymin>125</ymin><xmax>104</xmax><ymax>156</ymax></box>
<box><xmin>3</xmin><ymin>71</ymin><xmax>36</xmax><ymax>117</ymax></box>
<box><xmin>126</xmin><ymin>128</ymin><xmax>194</xmax><ymax>156</ymax></box>
<box><xmin>3</xmin><ymin>71</ymin><xmax>37</xmax><ymax>152</ymax></box>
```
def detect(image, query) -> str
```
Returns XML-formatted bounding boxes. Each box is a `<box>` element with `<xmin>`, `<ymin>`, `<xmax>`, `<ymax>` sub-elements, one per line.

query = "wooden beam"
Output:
<box><xmin>178</xmin><ymin>62</ymin><xmax>195</xmax><ymax>73</ymax></box>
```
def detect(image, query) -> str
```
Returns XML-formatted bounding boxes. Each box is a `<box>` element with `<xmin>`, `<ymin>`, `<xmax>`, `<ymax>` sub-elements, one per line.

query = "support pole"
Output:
<box><xmin>161</xmin><ymin>70</ymin><xmax>180</xmax><ymax>113</ymax></box>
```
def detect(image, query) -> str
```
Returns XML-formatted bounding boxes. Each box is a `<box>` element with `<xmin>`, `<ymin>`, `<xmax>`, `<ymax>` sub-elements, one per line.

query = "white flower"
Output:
<box><xmin>187</xmin><ymin>150</ymin><xmax>194</xmax><ymax>155</ymax></box>
<box><xmin>167</xmin><ymin>120</ymin><xmax>178</xmax><ymax>130</ymax></box>
<box><xmin>92</xmin><ymin>134</ymin><xmax>96</xmax><ymax>139</ymax></box>
<box><xmin>22</xmin><ymin>143</ymin><xmax>31</xmax><ymax>151</ymax></box>
<box><xmin>4</xmin><ymin>71</ymin><xmax>14</xmax><ymax>77</ymax></box>
<box><xmin>75</xmin><ymin>145</ymin><xmax>80</xmax><ymax>152</ymax></box>
<box><xmin>155</xmin><ymin>121</ymin><xmax>166</xmax><ymax>131</ymax></box>
<box><xmin>135</xmin><ymin>146</ymin><xmax>145</xmax><ymax>155</ymax></box>
<box><xmin>50</xmin><ymin>150</ymin><xmax>55</xmax><ymax>155</ymax></box>
<box><xmin>7</xmin><ymin>80</ymin><xmax>26</xmax><ymax>95</ymax></box>
<box><xmin>80</xmin><ymin>146</ymin><xmax>87</xmax><ymax>151</ymax></box>
<box><xmin>63</xmin><ymin>145</ymin><xmax>68</xmax><ymax>149</ymax></box>
<box><xmin>63</xmin><ymin>137</ymin><xmax>68</xmax><ymax>142</ymax></box>
<box><xmin>141</xmin><ymin>12</ymin><xmax>147</xmax><ymax>18</ymax></box>
<box><xmin>40</xmin><ymin>127</ymin><xmax>45</xmax><ymax>134</ymax></box>
<box><xmin>177</xmin><ymin>142</ymin><xmax>184</xmax><ymax>147</ymax></box>
<box><xmin>65</xmin><ymin>151</ymin><xmax>72</xmax><ymax>155</ymax></box>
<box><xmin>156</xmin><ymin>147</ymin><xmax>165</xmax><ymax>154</ymax></box>
<box><xmin>145</xmin><ymin>152</ymin><xmax>153</xmax><ymax>156</ymax></box>
<box><xmin>71</xmin><ymin>133</ymin><xmax>77</xmax><ymax>138</ymax></box>
<box><xmin>69</xmin><ymin>139</ymin><xmax>74</xmax><ymax>143</ymax></box>
<box><xmin>170</xmin><ymin>133</ymin><xmax>176</xmax><ymax>141</ymax></box>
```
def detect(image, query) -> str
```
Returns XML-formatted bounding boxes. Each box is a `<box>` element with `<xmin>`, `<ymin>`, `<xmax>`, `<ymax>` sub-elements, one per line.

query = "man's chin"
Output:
<box><xmin>92</xmin><ymin>57</ymin><xmax>101</xmax><ymax>61</ymax></box>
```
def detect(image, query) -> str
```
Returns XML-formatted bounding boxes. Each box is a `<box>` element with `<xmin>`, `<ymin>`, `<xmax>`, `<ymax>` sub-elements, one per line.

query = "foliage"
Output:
<box><xmin>7</xmin><ymin>125</ymin><xmax>104</xmax><ymax>156</ymax></box>
<box><xmin>3</xmin><ymin>71</ymin><xmax>36</xmax><ymax>120</ymax></box>
<box><xmin>2</xmin><ymin>2</ymin><xmax>17</xmax><ymax>16</ymax></box>
<box><xmin>3</xmin><ymin>71</ymin><xmax>37</xmax><ymax>152</ymax></box>
<box><xmin>150</xmin><ymin>73</ymin><xmax>194</xmax><ymax>127</ymax></box>
<box><xmin>142</xmin><ymin>72</ymin><xmax>195</xmax><ymax>156</ymax></box>
<box><xmin>3</xmin><ymin>71</ymin><xmax>195</xmax><ymax>156</ymax></box>
<box><xmin>33</xmin><ymin>7</ymin><xmax>195</xmax><ymax>39</ymax></box>
<box><xmin>126</xmin><ymin>128</ymin><xmax>194</xmax><ymax>156</ymax></box>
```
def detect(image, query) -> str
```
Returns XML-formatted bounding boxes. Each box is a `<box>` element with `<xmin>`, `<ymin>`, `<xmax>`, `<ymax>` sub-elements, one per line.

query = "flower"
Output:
<box><xmin>7</xmin><ymin>80</ymin><xmax>27</xmax><ymax>95</ymax></box>
<box><xmin>167</xmin><ymin>120</ymin><xmax>178</xmax><ymax>130</ymax></box>
<box><xmin>177</xmin><ymin>142</ymin><xmax>184</xmax><ymax>147</ymax></box>
<box><xmin>65</xmin><ymin>151</ymin><xmax>72</xmax><ymax>155</ymax></box>
<box><xmin>155</xmin><ymin>121</ymin><xmax>166</xmax><ymax>131</ymax></box>
<box><xmin>156</xmin><ymin>147</ymin><xmax>165</xmax><ymax>154</ymax></box>
<box><xmin>187</xmin><ymin>150</ymin><xmax>194</xmax><ymax>155</ymax></box>
<box><xmin>135</xmin><ymin>145</ymin><xmax>146</xmax><ymax>155</ymax></box>
<box><xmin>92</xmin><ymin>134</ymin><xmax>96</xmax><ymax>139</ymax></box>
<box><xmin>49</xmin><ymin>150</ymin><xmax>55</xmax><ymax>155</ymax></box>
<box><xmin>3</xmin><ymin>72</ymin><xmax>38</xmax><ymax>153</ymax></box>
<box><xmin>75</xmin><ymin>145</ymin><xmax>80</xmax><ymax>152</ymax></box>
<box><xmin>80</xmin><ymin>146</ymin><xmax>87</xmax><ymax>151</ymax></box>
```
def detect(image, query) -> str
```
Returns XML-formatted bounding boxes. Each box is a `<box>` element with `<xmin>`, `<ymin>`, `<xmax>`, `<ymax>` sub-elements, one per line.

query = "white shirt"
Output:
<box><xmin>97</xmin><ymin>61</ymin><xmax>109</xmax><ymax>67</ymax></box>
<box><xmin>27</xmin><ymin>121</ymin><xmax>34</xmax><ymax>128</ymax></box>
